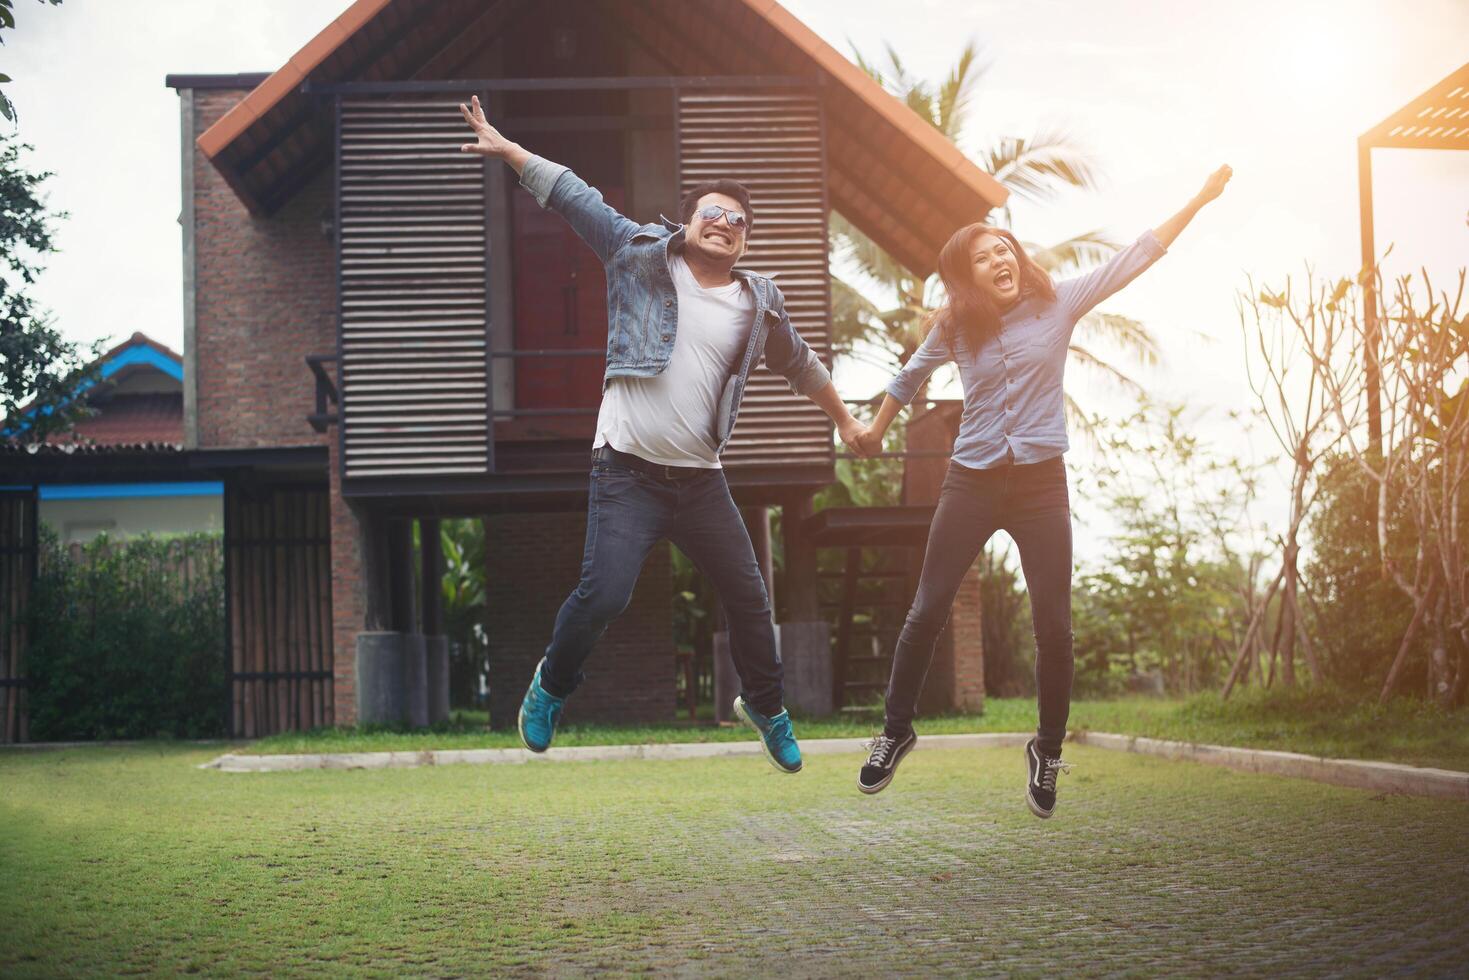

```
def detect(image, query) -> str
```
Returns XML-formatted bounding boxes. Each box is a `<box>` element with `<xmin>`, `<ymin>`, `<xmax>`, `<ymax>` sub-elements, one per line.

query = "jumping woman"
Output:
<box><xmin>853</xmin><ymin>165</ymin><xmax>1232</xmax><ymax>816</ymax></box>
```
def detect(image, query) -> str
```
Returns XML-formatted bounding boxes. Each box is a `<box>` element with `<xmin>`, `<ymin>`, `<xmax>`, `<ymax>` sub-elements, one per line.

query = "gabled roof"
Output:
<box><xmin>12</xmin><ymin>333</ymin><xmax>184</xmax><ymax>447</ymax></box>
<box><xmin>18</xmin><ymin>332</ymin><xmax>183</xmax><ymax>413</ymax></box>
<box><xmin>181</xmin><ymin>0</ymin><xmax>1008</xmax><ymax>276</ymax></box>
<box><xmin>91</xmin><ymin>332</ymin><xmax>184</xmax><ymax>385</ymax></box>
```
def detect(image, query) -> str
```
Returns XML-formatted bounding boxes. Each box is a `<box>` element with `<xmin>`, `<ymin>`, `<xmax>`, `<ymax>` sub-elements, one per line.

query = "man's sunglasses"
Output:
<box><xmin>695</xmin><ymin>204</ymin><xmax>748</xmax><ymax>230</ymax></box>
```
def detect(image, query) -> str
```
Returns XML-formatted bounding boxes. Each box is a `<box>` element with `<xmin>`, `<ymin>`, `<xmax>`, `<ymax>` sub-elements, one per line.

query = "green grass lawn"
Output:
<box><xmin>246</xmin><ymin>689</ymin><xmax>1469</xmax><ymax>771</ymax></box>
<box><xmin>2</xmin><ymin>741</ymin><xmax>1465</xmax><ymax>976</ymax></box>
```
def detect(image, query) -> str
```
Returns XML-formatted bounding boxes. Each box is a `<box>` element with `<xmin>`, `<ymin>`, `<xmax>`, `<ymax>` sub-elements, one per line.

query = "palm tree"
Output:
<box><xmin>438</xmin><ymin>519</ymin><xmax>488</xmax><ymax>710</ymax></box>
<box><xmin>833</xmin><ymin>42</ymin><xmax>1159</xmax><ymax>434</ymax></box>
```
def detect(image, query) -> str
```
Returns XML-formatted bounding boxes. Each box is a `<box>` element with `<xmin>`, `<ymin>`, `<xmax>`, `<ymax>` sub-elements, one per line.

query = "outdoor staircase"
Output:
<box><xmin>819</xmin><ymin>548</ymin><xmax>916</xmax><ymax>709</ymax></box>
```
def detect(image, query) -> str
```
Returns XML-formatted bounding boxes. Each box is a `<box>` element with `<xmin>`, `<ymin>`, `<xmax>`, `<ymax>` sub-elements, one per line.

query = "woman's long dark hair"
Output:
<box><xmin>927</xmin><ymin>224</ymin><xmax>1055</xmax><ymax>353</ymax></box>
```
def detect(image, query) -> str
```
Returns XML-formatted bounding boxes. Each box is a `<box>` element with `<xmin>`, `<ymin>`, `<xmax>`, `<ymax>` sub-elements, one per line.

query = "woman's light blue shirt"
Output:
<box><xmin>885</xmin><ymin>231</ymin><xmax>1167</xmax><ymax>470</ymax></box>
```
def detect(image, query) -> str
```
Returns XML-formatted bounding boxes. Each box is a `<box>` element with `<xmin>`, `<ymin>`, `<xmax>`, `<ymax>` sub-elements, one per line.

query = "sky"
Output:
<box><xmin>5</xmin><ymin>0</ymin><xmax>1467</xmax><ymax>559</ymax></box>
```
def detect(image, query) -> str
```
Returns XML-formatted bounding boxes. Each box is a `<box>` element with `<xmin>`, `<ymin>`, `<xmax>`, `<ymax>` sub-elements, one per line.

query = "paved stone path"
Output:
<box><xmin>3</xmin><ymin>743</ymin><xmax>1466</xmax><ymax>976</ymax></box>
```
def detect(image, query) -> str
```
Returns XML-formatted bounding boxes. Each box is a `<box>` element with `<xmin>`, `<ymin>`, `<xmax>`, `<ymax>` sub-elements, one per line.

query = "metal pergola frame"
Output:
<box><xmin>1357</xmin><ymin>61</ymin><xmax>1469</xmax><ymax>452</ymax></box>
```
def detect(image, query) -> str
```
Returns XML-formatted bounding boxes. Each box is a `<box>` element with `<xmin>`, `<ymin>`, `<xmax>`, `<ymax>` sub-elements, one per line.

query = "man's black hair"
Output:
<box><xmin>678</xmin><ymin>179</ymin><xmax>755</xmax><ymax>234</ymax></box>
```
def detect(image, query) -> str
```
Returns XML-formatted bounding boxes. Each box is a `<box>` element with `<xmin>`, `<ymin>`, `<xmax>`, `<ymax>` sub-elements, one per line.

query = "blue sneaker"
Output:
<box><xmin>517</xmin><ymin>658</ymin><xmax>566</xmax><ymax>753</ymax></box>
<box><xmin>733</xmin><ymin>696</ymin><xmax>802</xmax><ymax>773</ymax></box>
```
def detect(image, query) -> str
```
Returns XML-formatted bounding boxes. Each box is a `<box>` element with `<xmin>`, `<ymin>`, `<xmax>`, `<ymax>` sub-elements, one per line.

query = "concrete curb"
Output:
<box><xmin>1071</xmin><ymin>731</ymin><xmax>1469</xmax><ymax>801</ymax></box>
<box><xmin>2</xmin><ymin>739</ymin><xmax>230</xmax><ymax>751</ymax></box>
<box><xmin>198</xmin><ymin>732</ymin><xmax>1032</xmax><ymax>773</ymax></box>
<box><xmin>199</xmin><ymin>730</ymin><xmax>1469</xmax><ymax>800</ymax></box>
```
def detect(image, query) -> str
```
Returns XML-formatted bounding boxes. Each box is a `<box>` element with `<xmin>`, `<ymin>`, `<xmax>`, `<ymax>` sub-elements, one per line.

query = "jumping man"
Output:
<box><xmin>459</xmin><ymin>96</ymin><xmax>866</xmax><ymax>772</ymax></box>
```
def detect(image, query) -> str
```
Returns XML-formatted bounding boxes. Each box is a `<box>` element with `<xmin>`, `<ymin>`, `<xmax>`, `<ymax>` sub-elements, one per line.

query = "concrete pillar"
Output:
<box><xmin>713</xmin><ymin>629</ymin><xmax>739</xmax><ymax>722</ymax></box>
<box><xmin>716</xmin><ymin>624</ymin><xmax>834</xmax><ymax>717</ymax></box>
<box><xmin>403</xmin><ymin>632</ymin><xmax>429</xmax><ymax>728</ymax></box>
<box><xmin>778</xmin><ymin>494</ymin><xmax>834</xmax><ymax>716</ymax></box>
<box><xmin>356</xmin><ymin>631</ymin><xmax>428</xmax><ymax>727</ymax></box>
<box><xmin>779</xmin><ymin>621</ymin><xmax>833</xmax><ymax>716</ymax></box>
<box><xmin>716</xmin><ymin>506</ymin><xmax>837</xmax><ymax>719</ymax></box>
<box><xmin>711</xmin><ymin>597</ymin><xmax>736</xmax><ymax>723</ymax></box>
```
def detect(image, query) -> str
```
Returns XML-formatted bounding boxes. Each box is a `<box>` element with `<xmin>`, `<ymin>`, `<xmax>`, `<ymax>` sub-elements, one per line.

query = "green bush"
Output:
<box><xmin>1305</xmin><ymin>455</ymin><xmax>1420</xmax><ymax>696</ymax></box>
<box><xmin>1071</xmin><ymin>403</ymin><xmax>1254</xmax><ymax>696</ymax></box>
<box><xmin>25</xmin><ymin>531</ymin><xmax>226</xmax><ymax>740</ymax></box>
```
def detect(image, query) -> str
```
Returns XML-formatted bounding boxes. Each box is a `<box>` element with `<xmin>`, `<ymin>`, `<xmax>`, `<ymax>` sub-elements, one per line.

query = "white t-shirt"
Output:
<box><xmin>593</xmin><ymin>254</ymin><xmax>753</xmax><ymax>468</ymax></box>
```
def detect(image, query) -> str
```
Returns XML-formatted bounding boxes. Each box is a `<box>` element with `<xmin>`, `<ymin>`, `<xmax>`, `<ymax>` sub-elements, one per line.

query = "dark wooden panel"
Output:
<box><xmin>677</xmin><ymin>89</ymin><xmax>834</xmax><ymax>469</ymax></box>
<box><xmin>0</xmin><ymin>490</ymin><xmax>36</xmax><ymax>743</ymax></box>
<box><xmin>338</xmin><ymin>96</ymin><xmax>492</xmax><ymax>481</ymax></box>
<box><xmin>225</xmin><ymin>485</ymin><xmax>333</xmax><ymax>737</ymax></box>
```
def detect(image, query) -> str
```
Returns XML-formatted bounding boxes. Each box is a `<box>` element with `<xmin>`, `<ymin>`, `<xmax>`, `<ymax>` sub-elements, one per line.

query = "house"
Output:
<box><xmin>120</xmin><ymin>0</ymin><xmax>1007</xmax><ymax>737</ymax></box>
<box><xmin>6</xmin><ymin>333</ymin><xmax>224</xmax><ymax>545</ymax></box>
<box><xmin>1</xmin><ymin>332</ymin><xmax>245</xmax><ymax>742</ymax></box>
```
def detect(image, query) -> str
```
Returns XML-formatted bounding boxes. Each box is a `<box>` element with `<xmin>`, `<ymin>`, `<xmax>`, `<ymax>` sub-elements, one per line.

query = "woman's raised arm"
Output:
<box><xmin>1152</xmin><ymin>164</ymin><xmax>1232</xmax><ymax>248</ymax></box>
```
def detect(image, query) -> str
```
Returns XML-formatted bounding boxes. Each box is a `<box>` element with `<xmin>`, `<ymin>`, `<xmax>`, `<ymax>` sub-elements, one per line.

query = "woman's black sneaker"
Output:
<box><xmin>858</xmin><ymin>731</ymin><xmax>917</xmax><ymax>794</ymax></box>
<box><xmin>1024</xmin><ymin>737</ymin><xmax>1072</xmax><ymax>819</ymax></box>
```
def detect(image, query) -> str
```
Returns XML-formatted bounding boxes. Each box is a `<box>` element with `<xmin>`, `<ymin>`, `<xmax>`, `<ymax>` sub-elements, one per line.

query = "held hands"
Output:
<box><xmin>838</xmin><ymin>418</ymin><xmax>868</xmax><ymax>456</ymax></box>
<box><xmin>838</xmin><ymin>418</ymin><xmax>884</xmax><ymax>458</ymax></box>
<box><xmin>458</xmin><ymin>95</ymin><xmax>516</xmax><ymax>159</ymax></box>
<box><xmin>1196</xmin><ymin>164</ymin><xmax>1232</xmax><ymax>205</ymax></box>
<box><xmin>854</xmin><ymin>426</ymin><xmax>884</xmax><ymax>458</ymax></box>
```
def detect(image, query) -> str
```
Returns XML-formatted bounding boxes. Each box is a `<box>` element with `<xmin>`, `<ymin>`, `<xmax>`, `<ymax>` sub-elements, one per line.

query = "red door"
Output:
<box><xmin>511</xmin><ymin>189</ymin><xmax>621</xmax><ymax>413</ymax></box>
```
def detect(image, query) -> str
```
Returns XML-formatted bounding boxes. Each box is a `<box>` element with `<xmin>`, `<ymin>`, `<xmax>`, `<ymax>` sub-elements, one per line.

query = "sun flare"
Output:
<box><xmin>1282</xmin><ymin>19</ymin><xmax>1357</xmax><ymax>104</ymax></box>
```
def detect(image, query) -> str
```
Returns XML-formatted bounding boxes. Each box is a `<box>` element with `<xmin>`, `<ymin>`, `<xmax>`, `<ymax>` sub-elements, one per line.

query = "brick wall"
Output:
<box><xmin>915</xmin><ymin>562</ymin><xmax>985</xmax><ymax>718</ymax></box>
<box><xmin>190</xmin><ymin>88</ymin><xmax>355</xmax><ymax>724</ymax></box>
<box><xmin>329</xmin><ymin>438</ymin><xmax>369</xmax><ymax>725</ymax></box>
<box><xmin>948</xmin><ymin>562</ymin><xmax>986</xmax><ymax>712</ymax></box>
<box><xmin>485</xmin><ymin>512</ymin><xmax>674</xmax><ymax>727</ymax></box>
<box><xmin>191</xmin><ymin>89</ymin><xmax>336</xmax><ymax>451</ymax></box>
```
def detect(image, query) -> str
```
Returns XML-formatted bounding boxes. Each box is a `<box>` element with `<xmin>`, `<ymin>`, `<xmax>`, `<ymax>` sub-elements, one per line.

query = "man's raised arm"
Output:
<box><xmin>459</xmin><ymin>95</ymin><xmax>639</xmax><ymax>263</ymax></box>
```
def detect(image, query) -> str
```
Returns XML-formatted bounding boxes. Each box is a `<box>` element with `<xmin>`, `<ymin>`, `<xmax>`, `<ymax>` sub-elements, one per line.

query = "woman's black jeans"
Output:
<box><xmin>884</xmin><ymin>454</ymin><xmax>1074</xmax><ymax>756</ymax></box>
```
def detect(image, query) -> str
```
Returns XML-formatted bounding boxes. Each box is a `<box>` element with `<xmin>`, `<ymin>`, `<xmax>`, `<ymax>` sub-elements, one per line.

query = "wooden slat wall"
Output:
<box><xmin>338</xmin><ymin>96</ymin><xmax>490</xmax><ymax>481</ymax></box>
<box><xmin>0</xmin><ymin>492</ymin><xmax>35</xmax><ymax>743</ymax></box>
<box><xmin>678</xmin><ymin>89</ymin><xmax>834</xmax><ymax>467</ymax></box>
<box><xmin>226</xmin><ymin>486</ymin><xmax>333</xmax><ymax>737</ymax></box>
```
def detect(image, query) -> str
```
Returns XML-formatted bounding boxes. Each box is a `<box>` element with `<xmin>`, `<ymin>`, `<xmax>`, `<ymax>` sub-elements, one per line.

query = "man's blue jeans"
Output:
<box><xmin>540</xmin><ymin>455</ymin><xmax>784</xmax><ymax>716</ymax></box>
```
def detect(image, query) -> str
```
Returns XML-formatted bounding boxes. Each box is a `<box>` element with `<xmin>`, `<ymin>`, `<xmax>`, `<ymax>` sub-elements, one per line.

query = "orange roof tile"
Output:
<box><xmin>189</xmin><ymin>0</ymin><xmax>1009</xmax><ymax>273</ymax></box>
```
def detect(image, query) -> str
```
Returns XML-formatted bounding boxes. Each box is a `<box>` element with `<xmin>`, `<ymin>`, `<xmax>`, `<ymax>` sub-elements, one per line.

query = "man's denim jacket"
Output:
<box><xmin>519</xmin><ymin>156</ymin><xmax>831</xmax><ymax>454</ymax></box>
